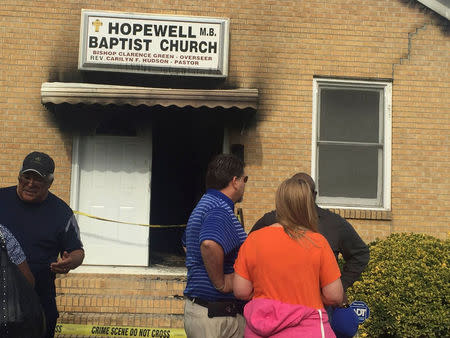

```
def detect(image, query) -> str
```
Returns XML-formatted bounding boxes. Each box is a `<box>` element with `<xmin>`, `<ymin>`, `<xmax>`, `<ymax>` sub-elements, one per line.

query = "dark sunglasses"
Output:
<box><xmin>241</xmin><ymin>176</ymin><xmax>248</xmax><ymax>183</ymax></box>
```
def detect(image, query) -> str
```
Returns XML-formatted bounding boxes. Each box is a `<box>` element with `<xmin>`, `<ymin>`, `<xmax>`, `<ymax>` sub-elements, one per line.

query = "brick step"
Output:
<box><xmin>55</xmin><ymin>273</ymin><xmax>187</xmax><ymax>335</ymax></box>
<box><xmin>56</xmin><ymin>312</ymin><xmax>184</xmax><ymax>338</ymax></box>
<box><xmin>56</xmin><ymin>273</ymin><xmax>187</xmax><ymax>297</ymax></box>
<box><xmin>56</xmin><ymin>294</ymin><xmax>185</xmax><ymax>315</ymax></box>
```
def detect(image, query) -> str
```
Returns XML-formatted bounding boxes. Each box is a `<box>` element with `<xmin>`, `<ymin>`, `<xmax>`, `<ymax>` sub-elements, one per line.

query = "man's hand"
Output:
<box><xmin>50</xmin><ymin>249</ymin><xmax>84</xmax><ymax>274</ymax></box>
<box><xmin>340</xmin><ymin>291</ymin><xmax>349</xmax><ymax>307</ymax></box>
<box><xmin>222</xmin><ymin>273</ymin><xmax>234</xmax><ymax>293</ymax></box>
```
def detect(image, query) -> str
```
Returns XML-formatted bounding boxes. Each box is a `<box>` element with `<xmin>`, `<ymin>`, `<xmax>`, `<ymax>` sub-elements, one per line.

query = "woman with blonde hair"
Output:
<box><xmin>234</xmin><ymin>178</ymin><xmax>343</xmax><ymax>337</ymax></box>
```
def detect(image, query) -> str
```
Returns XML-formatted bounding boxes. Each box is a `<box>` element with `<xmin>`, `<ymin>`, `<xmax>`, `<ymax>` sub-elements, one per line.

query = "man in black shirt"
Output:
<box><xmin>0</xmin><ymin>152</ymin><xmax>84</xmax><ymax>338</ymax></box>
<box><xmin>251</xmin><ymin>172</ymin><xmax>369</xmax><ymax>301</ymax></box>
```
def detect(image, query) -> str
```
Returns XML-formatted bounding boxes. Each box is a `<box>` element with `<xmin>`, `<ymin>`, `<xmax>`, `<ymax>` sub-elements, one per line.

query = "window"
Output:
<box><xmin>312</xmin><ymin>78</ymin><xmax>391</xmax><ymax>209</ymax></box>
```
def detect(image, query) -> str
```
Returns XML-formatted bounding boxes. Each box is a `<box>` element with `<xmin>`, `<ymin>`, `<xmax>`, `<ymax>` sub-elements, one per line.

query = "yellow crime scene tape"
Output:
<box><xmin>65</xmin><ymin>210</ymin><xmax>243</xmax><ymax>336</ymax></box>
<box><xmin>60</xmin><ymin>214</ymin><xmax>187</xmax><ymax>336</ymax></box>
<box><xmin>74</xmin><ymin>209</ymin><xmax>243</xmax><ymax>228</ymax></box>
<box><xmin>74</xmin><ymin>211</ymin><xmax>186</xmax><ymax>229</ymax></box>
<box><xmin>55</xmin><ymin>323</ymin><xmax>186</xmax><ymax>337</ymax></box>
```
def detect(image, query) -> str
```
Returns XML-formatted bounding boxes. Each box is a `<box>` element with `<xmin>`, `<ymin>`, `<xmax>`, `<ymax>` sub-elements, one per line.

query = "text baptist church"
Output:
<box><xmin>88</xmin><ymin>21</ymin><xmax>218</xmax><ymax>53</ymax></box>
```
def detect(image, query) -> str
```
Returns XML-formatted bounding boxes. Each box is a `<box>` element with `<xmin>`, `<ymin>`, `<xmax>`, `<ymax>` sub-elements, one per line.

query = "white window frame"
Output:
<box><xmin>312</xmin><ymin>78</ymin><xmax>392</xmax><ymax>210</ymax></box>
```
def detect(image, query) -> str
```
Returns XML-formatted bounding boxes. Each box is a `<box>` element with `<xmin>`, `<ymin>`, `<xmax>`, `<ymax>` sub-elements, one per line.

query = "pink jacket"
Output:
<box><xmin>244</xmin><ymin>298</ymin><xmax>336</xmax><ymax>338</ymax></box>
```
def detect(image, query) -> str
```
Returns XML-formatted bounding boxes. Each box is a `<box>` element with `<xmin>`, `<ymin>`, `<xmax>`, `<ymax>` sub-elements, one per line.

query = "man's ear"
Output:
<box><xmin>47</xmin><ymin>175</ymin><xmax>54</xmax><ymax>189</ymax></box>
<box><xmin>230</xmin><ymin>176</ymin><xmax>239</xmax><ymax>190</ymax></box>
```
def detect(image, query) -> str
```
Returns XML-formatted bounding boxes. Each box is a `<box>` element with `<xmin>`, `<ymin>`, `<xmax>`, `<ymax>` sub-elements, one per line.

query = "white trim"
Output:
<box><xmin>319</xmin><ymin>196</ymin><xmax>383</xmax><ymax>208</ymax></box>
<box><xmin>315</xmin><ymin>204</ymin><xmax>390</xmax><ymax>212</ymax></box>
<box><xmin>72</xmin><ymin>265</ymin><xmax>186</xmax><ymax>276</ymax></box>
<box><xmin>416</xmin><ymin>0</ymin><xmax>450</xmax><ymax>20</ymax></box>
<box><xmin>384</xmin><ymin>83</ymin><xmax>392</xmax><ymax>210</ymax></box>
<box><xmin>313</xmin><ymin>77</ymin><xmax>390</xmax><ymax>87</ymax></box>
<box><xmin>312</xmin><ymin>78</ymin><xmax>392</xmax><ymax>210</ymax></box>
<box><xmin>311</xmin><ymin>81</ymin><xmax>319</xmax><ymax>185</ymax></box>
<box><xmin>69</xmin><ymin>135</ymin><xmax>81</xmax><ymax>213</ymax></box>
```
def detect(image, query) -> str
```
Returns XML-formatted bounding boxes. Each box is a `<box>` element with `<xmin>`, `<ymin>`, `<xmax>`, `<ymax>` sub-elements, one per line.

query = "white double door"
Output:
<box><xmin>74</xmin><ymin>132</ymin><xmax>152</xmax><ymax>266</ymax></box>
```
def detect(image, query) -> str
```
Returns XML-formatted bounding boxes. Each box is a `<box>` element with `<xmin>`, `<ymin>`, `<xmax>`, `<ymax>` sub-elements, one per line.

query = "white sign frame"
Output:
<box><xmin>78</xmin><ymin>10</ymin><xmax>229</xmax><ymax>77</ymax></box>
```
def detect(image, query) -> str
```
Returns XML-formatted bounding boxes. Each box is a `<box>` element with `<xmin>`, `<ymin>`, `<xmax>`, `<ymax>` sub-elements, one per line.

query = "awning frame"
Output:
<box><xmin>41</xmin><ymin>82</ymin><xmax>258</xmax><ymax>110</ymax></box>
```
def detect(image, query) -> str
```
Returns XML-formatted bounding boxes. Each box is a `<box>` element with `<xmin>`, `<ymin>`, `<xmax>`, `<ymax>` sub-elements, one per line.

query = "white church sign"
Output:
<box><xmin>79</xmin><ymin>10</ymin><xmax>229</xmax><ymax>77</ymax></box>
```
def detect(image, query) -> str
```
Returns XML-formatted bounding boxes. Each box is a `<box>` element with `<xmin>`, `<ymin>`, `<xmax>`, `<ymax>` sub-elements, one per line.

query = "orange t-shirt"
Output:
<box><xmin>234</xmin><ymin>226</ymin><xmax>341</xmax><ymax>309</ymax></box>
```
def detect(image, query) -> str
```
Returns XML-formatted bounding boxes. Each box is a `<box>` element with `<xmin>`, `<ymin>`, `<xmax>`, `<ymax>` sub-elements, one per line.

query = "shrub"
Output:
<box><xmin>347</xmin><ymin>233</ymin><xmax>449</xmax><ymax>338</ymax></box>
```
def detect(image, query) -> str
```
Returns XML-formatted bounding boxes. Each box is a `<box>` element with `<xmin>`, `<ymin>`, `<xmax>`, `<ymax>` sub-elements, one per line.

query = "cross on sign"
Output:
<box><xmin>92</xmin><ymin>19</ymin><xmax>103</xmax><ymax>32</ymax></box>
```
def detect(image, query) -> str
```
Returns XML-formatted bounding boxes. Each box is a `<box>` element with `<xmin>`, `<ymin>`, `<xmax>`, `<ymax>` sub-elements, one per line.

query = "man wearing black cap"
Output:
<box><xmin>0</xmin><ymin>151</ymin><xmax>85</xmax><ymax>338</ymax></box>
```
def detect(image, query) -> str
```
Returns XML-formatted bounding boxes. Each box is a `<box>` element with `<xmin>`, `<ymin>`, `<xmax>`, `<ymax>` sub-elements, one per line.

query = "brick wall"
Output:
<box><xmin>390</xmin><ymin>22</ymin><xmax>449</xmax><ymax>240</ymax></box>
<box><xmin>0</xmin><ymin>0</ymin><xmax>448</xmax><ymax>243</ymax></box>
<box><xmin>228</xmin><ymin>1</ymin><xmax>449</xmax><ymax>241</ymax></box>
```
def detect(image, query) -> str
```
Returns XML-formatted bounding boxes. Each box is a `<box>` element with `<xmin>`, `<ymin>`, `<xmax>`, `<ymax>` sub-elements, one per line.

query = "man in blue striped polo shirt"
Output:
<box><xmin>184</xmin><ymin>154</ymin><xmax>248</xmax><ymax>338</ymax></box>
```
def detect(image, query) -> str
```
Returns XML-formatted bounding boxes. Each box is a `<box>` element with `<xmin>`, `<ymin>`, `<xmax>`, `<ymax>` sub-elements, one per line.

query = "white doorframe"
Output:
<box><xmin>70</xmin><ymin>135</ymin><xmax>81</xmax><ymax>213</ymax></box>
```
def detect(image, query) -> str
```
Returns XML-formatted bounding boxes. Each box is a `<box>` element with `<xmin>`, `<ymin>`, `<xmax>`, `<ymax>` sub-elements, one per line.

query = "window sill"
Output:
<box><xmin>328</xmin><ymin>208</ymin><xmax>392</xmax><ymax>220</ymax></box>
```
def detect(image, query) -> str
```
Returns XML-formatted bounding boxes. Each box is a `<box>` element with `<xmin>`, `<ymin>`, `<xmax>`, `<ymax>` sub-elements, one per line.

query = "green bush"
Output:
<box><xmin>347</xmin><ymin>233</ymin><xmax>449</xmax><ymax>338</ymax></box>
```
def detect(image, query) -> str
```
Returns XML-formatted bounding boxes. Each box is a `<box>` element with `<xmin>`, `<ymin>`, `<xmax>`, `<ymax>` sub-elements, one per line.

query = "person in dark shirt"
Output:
<box><xmin>0</xmin><ymin>151</ymin><xmax>84</xmax><ymax>338</ymax></box>
<box><xmin>251</xmin><ymin>172</ymin><xmax>369</xmax><ymax>302</ymax></box>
